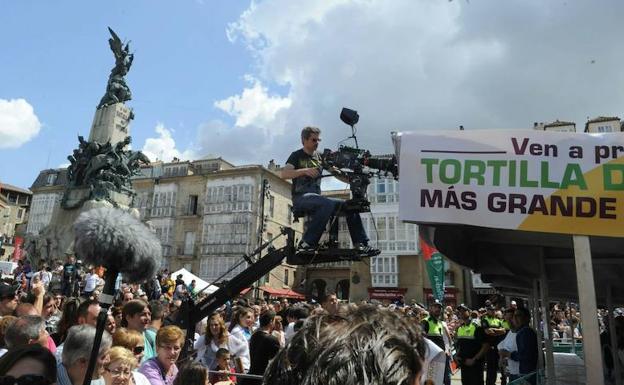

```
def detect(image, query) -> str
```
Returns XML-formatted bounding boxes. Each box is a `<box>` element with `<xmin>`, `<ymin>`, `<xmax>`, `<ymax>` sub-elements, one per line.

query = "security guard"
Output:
<box><xmin>455</xmin><ymin>305</ymin><xmax>489</xmax><ymax>385</ymax></box>
<box><xmin>482</xmin><ymin>304</ymin><xmax>507</xmax><ymax>385</ymax></box>
<box><xmin>421</xmin><ymin>299</ymin><xmax>451</xmax><ymax>385</ymax></box>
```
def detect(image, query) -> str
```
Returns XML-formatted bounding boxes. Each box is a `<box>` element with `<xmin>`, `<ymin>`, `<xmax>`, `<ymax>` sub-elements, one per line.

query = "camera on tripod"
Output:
<box><xmin>321</xmin><ymin>108</ymin><xmax>398</xmax><ymax>211</ymax></box>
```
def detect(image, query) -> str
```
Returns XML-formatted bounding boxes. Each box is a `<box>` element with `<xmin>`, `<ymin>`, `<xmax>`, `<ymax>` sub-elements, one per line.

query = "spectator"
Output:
<box><xmin>264</xmin><ymin>305</ymin><xmax>424</xmax><ymax>385</ymax></box>
<box><xmin>103</xmin><ymin>346</ymin><xmax>150</xmax><ymax>385</ymax></box>
<box><xmin>498</xmin><ymin>309</ymin><xmax>519</xmax><ymax>384</ymax></box>
<box><xmin>174</xmin><ymin>362</ymin><xmax>209</xmax><ymax>385</ymax></box>
<box><xmin>0</xmin><ymin>315</ymin><xmax>16</xmax><ymax>357</ymax></box>
<box><xmin>113</xmin><ymin>328</ymin><xmax>146</xmax><ymax>364</ymax></box>
<box><xmin>0</xmin><ymin>345</ymin><xmax>56</xmax><ymax>384</ymax></box>
<box><xmin>148</xmin><ymin>300</ymin><xmax>166</xmax><ymax>333</ymax></box>
<box><xmin>272</xmin><ymin>315</ymin><xmax>286</xmax><ymax>347</ymax></box>
<box><xmin>83</xmin><ymin>267</ymin><xmax>102</xmax><ymax>298</ymax></box>
<box><xmin>61</xmin><ymin>255</ymin><xmax>78</xmax><ymax>297</ymax></box>
<box><xmin>284</xmin><ymin>306</ymin><xmax>309</xmax><ymax>343</ymax></box>
<box><xmin>122</xmin><ymin>300</ymin><xmax>156</xmax><ymax>363</ymax></box>
<box><xmin>138</xmin><ymin>325</ymin><xmax>184</xmax><ymax>385</ymax></box>
<box><xmin>229</xmin><ymin>307</ymin><xmax>254</xmax><ymax>342</ymax></box>
<box><xmin>321</xmin><ymin>292</ymin><xmax>339</xmax><ymax>315</ymax></box>
<box><xmin>501</xmin><ymin>308</ymin><xmax>538</xmax><ymax>385</ymax></box>
<box><xmin>163</xmin><ymin>300</ymin><xmax>182</xmax><ymax>326</ymax></box>
<box><xmin>241</xmin><ymin>311</ymin><xmax>280</xmax><ymax>385</ymax></box>
<box><xmin>33</xmin><ymin>264</ymin><xmax>53</xmax><ymax>291</ymax></box>
<box><xmin>4</xmin><ymin>315</ymin><xmax>48</xmax><ymax>350</ymax></box>
<box><xmin>106</xmin><ymin>313</ymin><xmax>117</xmax><ymax>336</ymax></box>
<box><xmin>58</xmin><ymin>324</ymin><xmax>112</xmax><ymax>385</ymax></box>
<box><xmin>195</xmin><ymin>313</ymin><xmax>250</xmax><ymax>372</ymax></box>
<box><xmin>209</xmin><ymin>348</ymin><xmax>237</xmax><ymax>384</ymax></box>
<box><xmin>0</xmin><ymin>282</ymin><xmax>18</xmax><ymax>317</ymax></box>
<box><xmin>122</xmin><ymin>291</ymin><xmax>135</xmax><ymax>305</ymax></box>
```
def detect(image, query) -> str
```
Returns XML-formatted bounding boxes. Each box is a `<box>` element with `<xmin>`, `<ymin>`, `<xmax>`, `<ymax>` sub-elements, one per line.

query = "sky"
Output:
<box><xmin>2</xmin><ymin>0</ymin><xmax>624</xmax><ymax>189</ymax></box>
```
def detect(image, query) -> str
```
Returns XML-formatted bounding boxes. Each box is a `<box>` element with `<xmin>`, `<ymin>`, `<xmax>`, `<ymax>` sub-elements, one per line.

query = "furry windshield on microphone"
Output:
<box><xmin>73</xmin><ymin>207</ymin><xmax>162</xmax><ymax>283</ymax></box>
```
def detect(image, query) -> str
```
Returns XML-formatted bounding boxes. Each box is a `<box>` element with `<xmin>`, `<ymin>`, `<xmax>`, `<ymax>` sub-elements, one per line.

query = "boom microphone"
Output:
<box><xmin>73</xmin><ymin>206</ymin><xmax>162</xmax><ymax>284</ymax></box>
<box><xmin>73</xmin><ymin>206</ymin><xmax>162</xmax><ymax>385</ymax></box>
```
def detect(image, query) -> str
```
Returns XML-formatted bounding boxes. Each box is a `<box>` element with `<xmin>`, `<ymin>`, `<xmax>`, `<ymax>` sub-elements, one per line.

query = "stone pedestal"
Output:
<box><xmin>36</xmin><ymin>196</ymin><xmax>138</xmax><ymax>261</ymax></box>
<box><xmin>89</xmin><ymin>103</ymin><xmax>132</xmax><ymax>145</ymax></box>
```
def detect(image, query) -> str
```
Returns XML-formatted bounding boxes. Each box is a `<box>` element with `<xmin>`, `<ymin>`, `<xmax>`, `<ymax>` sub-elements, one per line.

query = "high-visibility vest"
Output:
<box><xmin>502</xmin><ymin>320</ymin><xmax>511</xmax><ymax>330</ymax></box>
<box><xmin>456</xmin><ymin>322</ymin><xmax>477</xmax><ymax>339</ymax></box>
<box><xmin>425</xmin><ymin>317</ymin><xmax>444</xmax><ymax>336</ymax></box>
<box><xmin>484</xmin><ymin>316</ymin><xmax>502</xmax><ymax>328</ymax></box>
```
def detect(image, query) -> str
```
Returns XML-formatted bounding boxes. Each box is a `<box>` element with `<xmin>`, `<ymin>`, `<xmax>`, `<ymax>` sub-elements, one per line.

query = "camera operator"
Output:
<box><xmin>280</xmin><ymin>126</ymin><xmax>379</xmax><ymax>255</ymax></box>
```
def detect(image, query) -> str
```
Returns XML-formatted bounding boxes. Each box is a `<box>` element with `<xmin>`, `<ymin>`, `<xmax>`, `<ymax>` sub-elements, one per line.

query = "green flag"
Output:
<box><xmin>419</xmin><ymin>228</ymin><xmax>445</xmax><ymax>303</ymax></box>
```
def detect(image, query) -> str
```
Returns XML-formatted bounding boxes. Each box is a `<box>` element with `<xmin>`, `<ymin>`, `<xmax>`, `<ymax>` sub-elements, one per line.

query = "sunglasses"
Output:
<box><xmin>133</xmin><ymin>346</ymin><xmax>145</xmax><ymax>354</ymax></box>
<box><xmin>0</xmin><ymin>375</ymin><xmax>53</xmax><ymax>385</ymax></box>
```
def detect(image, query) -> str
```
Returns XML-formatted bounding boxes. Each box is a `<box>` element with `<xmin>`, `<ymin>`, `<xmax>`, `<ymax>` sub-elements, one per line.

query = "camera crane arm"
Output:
<box><xmin>178</xmin><ymin>227</ymin><xmax>296</xmax><ymax>361</ymax></box>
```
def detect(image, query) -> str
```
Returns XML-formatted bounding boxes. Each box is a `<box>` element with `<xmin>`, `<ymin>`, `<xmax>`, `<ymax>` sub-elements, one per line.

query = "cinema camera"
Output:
<box><xmin>321</xmin><ymin>108</ymin><xmax>398</xmax><ymax>211</ymax></box>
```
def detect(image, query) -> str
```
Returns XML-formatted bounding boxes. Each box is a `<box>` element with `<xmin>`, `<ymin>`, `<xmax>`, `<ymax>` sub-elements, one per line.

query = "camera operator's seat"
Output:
<box><xmin>287</xmin><ymin>199</ymin><xmax>378</xmax><ymax>266</ymax></box>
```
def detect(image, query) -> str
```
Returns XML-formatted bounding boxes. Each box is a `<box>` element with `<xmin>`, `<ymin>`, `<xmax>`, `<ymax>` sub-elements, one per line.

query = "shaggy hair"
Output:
<box><xmin>73</xmin><ymin>207</ymin><xmax>162</xmax><ymax>282</ymax></box>
<box><xmin>263</xmin><ymin>306</ymin><xmax>425</xmax><ymax>385</ymax></box>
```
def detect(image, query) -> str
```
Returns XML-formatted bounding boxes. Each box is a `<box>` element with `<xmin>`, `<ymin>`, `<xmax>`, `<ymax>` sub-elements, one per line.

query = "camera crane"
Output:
<box><xmin>177</xmin><ymin>107</ymin><xmax>399</xmax><ymax>361</ymax></box>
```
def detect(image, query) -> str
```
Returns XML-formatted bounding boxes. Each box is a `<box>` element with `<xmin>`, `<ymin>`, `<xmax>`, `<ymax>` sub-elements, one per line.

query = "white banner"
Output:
<box><xmin>397</xmin><ymin>129</ymin><xmax>624</xmax><ymax>237</ymax></box>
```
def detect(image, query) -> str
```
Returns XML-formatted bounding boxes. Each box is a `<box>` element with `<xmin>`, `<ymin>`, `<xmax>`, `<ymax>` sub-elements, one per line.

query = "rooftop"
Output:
<box><xmin>0</xmin><ymin>182</ymin><xmax>32</xmax><ymax>195</ymax></box>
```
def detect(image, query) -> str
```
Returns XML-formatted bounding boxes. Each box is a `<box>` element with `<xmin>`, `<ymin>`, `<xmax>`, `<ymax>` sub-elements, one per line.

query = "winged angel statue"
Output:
<box><xmin>98</xmin><ymin>27</ymin><xmax>134</xmax><ymax>109</ymax></box>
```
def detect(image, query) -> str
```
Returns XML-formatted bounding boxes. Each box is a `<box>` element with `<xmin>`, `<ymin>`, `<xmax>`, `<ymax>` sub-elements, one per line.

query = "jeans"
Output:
<box><xmin>293</xmin><ymin>193</ymin><xmax>368</xmax><ymax>246</ymax></box>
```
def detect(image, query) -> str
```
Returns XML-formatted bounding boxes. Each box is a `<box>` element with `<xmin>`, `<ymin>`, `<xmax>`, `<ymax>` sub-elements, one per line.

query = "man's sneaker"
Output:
<box><xmin>354</xmin><ymin>243</ymin><xmax>381</xmax><ymax>256</ymax></box>
<box><xmin>298</xmin><ymin>241</ymin><xmax>316</xmax><ymax>252</ymax></box>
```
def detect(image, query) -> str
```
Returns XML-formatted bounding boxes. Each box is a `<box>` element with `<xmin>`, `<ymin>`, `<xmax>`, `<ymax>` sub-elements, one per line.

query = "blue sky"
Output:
<box><xmin>2</xmin><ymin>1</ymin><xmax>624</xmax><ymax>189</ymax></box>
<box><xmin>0</xmin><ymin>1</ymin><xmax>254</xmax><ymax>187</ymax></box>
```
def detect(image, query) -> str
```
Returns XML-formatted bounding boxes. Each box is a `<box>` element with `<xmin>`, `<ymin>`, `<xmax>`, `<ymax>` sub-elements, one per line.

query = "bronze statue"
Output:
<box><xmin>97</xmin><ymin>27</ymin><xmax>134</xmax><ymax>109</ymax></box>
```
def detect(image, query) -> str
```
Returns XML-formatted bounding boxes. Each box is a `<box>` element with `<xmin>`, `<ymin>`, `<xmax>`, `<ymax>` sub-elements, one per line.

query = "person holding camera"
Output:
<box><xmin>281</xmin><ymin>126</ymin><xmax>379</xmax><ymax>255</ymax></box>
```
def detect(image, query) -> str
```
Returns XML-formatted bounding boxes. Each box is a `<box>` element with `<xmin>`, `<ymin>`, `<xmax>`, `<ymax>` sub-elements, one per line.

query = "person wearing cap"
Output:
<box><xmin>421</xmin><ymin>299</ymin><xmax>451</xmax><ymax>385</ymax></box>
<box><xmin>455</xmin><ymin>305</ymin><xmax>489</xmax><ymax>385</ymax></box>
<box><xmin>0</xmin><ymin>282</ymin><xmax>19</xmax><ymax>317</ymax></box>
<box><xmin>482</xmin><ymin>304</ymin><xmax>506</xmax><ymax>385</ymax></box>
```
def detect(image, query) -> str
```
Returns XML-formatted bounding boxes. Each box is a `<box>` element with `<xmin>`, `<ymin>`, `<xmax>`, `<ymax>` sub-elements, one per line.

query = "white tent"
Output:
<box><xmin>171</xmin><ymin>268</ymin><xmax>219</xmax><ymax>295</ymax></box>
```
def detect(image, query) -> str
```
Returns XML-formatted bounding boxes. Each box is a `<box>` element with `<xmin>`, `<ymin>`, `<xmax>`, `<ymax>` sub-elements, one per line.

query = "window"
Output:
<box><xmin>184</xmin><ymin>232</ymin><xmax>195</xmax><ymax>255</ymax></box>
<box><xmin>17</xmin><ymin>208</ymin><xmax>24</xmax><ymax>221</ymax></box>
<box><xmin>46</xmin><ymin>173</ymin><xmax>57</xmax><ymax>186</ymax></box>
<box><xmin>269</xmin><ymin>195</ymin><xmax>275</xmax><ymax>217</ymax></box>
<box><xmin>284</xmin><ymin>268</ymin><xmax>289</xmax><ymax>285</ymax></box>
<box><xmin>370</xmin><ymin>255</ymin><xmax>398</xmax><ymax>287</ymax></box>
<box><xmin>187</xmin><ymin>195</ymin><xmax>198</xmax><ymax>215</ymax></box>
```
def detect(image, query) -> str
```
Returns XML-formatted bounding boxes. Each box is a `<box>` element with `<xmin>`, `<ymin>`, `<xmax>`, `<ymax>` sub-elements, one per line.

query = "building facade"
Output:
<box><xmin>534</xmin><ymin>120</ymin><xmax>576</xmax><ymax>132</ymax></box>
<box><xmin>585</xmin><ymin>116</ymin><xmax>622</xmax><ymax>133</ymax></box>
<box><xmin>27</xmin><ymin>158</ymin><xmax>303</xmax><ymax>294</ymax></box>
<box><xmin>349</xmin><ymin>176</ymin><xmax>466</xmax><ymax>306</ymax></box>
<box><xmin>0</xmin><ymin>183</ymin><xmax>32</xmax><ymax>259</ymax></box>
<box><xmin>132</xmin><ymin>157</ymin><xmax>303</xmax><ymax>292</ymax></box>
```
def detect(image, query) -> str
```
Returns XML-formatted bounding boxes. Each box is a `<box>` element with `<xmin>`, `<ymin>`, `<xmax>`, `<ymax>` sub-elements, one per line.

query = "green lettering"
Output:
<box><xmin>520</xmin><ymin>160</ymin><xmax>538</xmax><ymax>187</ymax></box>
<box><xmin>487</xmin><ymin>160</ymin><xmax>506</xmax><ymax>186</ymax></box>
<box><xmin>463</xmin><ymin>160</ymin><xmax>486</xmax><ymax>185</ymax></box>
<box><xmin>508</xmin><ymin>160</ymin><xmax>516</xmax><ymax>187</ymax></box>
<box><xmin>439</xmin><ymin>159</ymin><xmax>461</xmax><ymax>184</ymax></box>
<box><xmin>540</xmin><ymin>161</ymin><xmax>560</xmax><ymax>189</ymax></box>
<box><xmin>561</xmin><ymin>164</ymin><xmax>587</xmax><ymax>190</ymax></box>
<box><xmin>603</xmin><ymin>164</ymin><xmax>624</xmax><ymax>191</ymax></box>
<box><xmin>420</xmin><ymin>158</ymin><xmax>439</xmax><ymax>183</ymax></box>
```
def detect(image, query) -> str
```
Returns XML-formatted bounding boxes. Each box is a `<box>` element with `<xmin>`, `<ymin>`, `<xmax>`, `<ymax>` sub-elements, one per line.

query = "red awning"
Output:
<box><xmin>240</xmin><ymin>287</ymin><xmax>251</xmax><ymax>295</ymax></box>
<box><xmin>260</xmin><ymin>286</ymin><xmax>305</xmax><ymax>300</ymax></box>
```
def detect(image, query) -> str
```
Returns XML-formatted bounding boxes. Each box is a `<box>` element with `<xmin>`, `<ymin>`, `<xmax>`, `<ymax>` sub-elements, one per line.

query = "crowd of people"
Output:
<box><xmin>0</xmin><ymin>254</ymin><xmax>550</xmax><ymax>385</ymax></box>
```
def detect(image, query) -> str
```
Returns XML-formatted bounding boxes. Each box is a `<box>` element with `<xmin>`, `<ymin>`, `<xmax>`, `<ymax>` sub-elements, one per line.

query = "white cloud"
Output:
<box><xmin>0</xmin><ymin>99</ymin><xmax>41</xmax><ymax>148</ymax></box>
<box><xmin>141</xmin><ymin>123</ymin><xmax>195</xmax><ymax>162</ymax></box>
<box><xmin>214</xmin><ymin>77</ymin><xmax>291</xmax><ymax>128</ymax></box>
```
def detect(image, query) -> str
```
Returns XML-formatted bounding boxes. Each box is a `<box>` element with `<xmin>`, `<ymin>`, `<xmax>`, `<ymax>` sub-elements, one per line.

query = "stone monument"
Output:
<box><xmin>26</xmin><ymin>28</ymin><xmax>150</xmax><ymax>262</ymax></box>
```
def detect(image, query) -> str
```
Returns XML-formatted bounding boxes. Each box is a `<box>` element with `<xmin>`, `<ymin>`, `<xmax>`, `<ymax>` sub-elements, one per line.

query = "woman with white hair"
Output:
<box><xmin>57</xmin><ymin>324</ymin><xmax>112</xmax><ymax>385</ymax></box>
